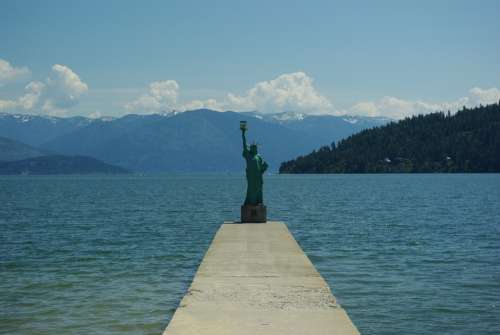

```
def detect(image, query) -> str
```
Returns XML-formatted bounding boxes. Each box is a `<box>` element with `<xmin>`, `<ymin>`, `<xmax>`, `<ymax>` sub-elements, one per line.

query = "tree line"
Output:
<box><xmin>279</xmin><ymin>102</ymin><xmax>500</xmax><ymax>173</ymax></box>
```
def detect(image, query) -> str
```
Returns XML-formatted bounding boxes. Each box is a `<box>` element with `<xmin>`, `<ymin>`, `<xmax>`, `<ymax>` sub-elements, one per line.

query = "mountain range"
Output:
<box><xmin>0</xmin><ymin>110</ymin><xmax>389</xmax><ymax>172</ymax></box>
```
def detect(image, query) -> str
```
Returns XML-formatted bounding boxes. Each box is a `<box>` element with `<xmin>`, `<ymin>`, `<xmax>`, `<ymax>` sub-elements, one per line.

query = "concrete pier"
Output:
<box><xmin>163</xmin><ymin>222</ymin><xmax>359</xmax><ymax>335</ymax></box>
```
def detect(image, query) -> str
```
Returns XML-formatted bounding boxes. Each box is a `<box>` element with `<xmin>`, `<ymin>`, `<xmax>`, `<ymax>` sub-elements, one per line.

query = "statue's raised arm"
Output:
<box><xmin>241</xmin><ymin>125</ymin><xmax>249</xmax><ymax>156</ymax></box>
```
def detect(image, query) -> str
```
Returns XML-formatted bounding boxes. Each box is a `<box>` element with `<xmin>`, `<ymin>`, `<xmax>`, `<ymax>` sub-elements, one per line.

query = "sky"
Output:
<box><xmin>0</xmin><ymin>0</ymin><xmax>499</xmax><ymax>119</ymax></box>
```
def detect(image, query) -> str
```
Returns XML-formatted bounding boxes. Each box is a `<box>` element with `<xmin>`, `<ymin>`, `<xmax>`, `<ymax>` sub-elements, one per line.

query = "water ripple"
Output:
<box><xmin>1</xmin><ymin>174</ymin><xmax>499</xmax><ymax>335</ymax></box>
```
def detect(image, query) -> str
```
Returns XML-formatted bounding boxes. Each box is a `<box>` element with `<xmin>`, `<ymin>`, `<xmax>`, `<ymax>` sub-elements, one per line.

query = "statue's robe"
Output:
<box><xmin>243</xmin><ymin>148</ymin><xmax>266</xmax><ymax>205</ymax></box>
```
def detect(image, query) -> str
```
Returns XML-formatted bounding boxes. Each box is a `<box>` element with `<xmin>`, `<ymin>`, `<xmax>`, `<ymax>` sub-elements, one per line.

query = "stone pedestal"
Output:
<box><xmin>241</xmin><ymin>204</ymin><xmax>267</xmax><ymax>223</ymax></box>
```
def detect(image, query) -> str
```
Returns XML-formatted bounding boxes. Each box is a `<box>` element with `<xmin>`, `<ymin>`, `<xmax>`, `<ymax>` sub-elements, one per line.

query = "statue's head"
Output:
<box><xmin>250</xmin><ymin>143</ymin><xmax>258</xmax><ymax>155</ymax></box>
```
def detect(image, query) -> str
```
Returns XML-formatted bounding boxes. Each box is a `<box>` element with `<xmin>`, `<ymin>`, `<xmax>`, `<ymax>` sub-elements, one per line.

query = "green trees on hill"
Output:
<box><xmin>279</xmin><ymin>102</ymin><xmax>500</xmax><ymax>173</ymax></box>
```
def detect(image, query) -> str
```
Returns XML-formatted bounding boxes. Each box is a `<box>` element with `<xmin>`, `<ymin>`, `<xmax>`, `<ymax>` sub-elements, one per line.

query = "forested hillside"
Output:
<box><xmin>280</xmin><ymin>102</ymin><xmax>500</xmax><ymax>173</ymax></box>
<box><xmin>0</xmin><ymin>136</ymin><xmax>47</xmax><ymax>162</ymax></box>
<box><xmin>0</xmin><ymin>155</ymin><xmax>129</xmax><ymax>175</ymax></box>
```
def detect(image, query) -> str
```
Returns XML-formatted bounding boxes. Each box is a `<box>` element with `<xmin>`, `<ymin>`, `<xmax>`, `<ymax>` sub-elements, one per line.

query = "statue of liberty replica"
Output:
<box><xmin>240</xmin><ymin>121</ymin><xmax>268</xmax><ymax>223</ymax></box>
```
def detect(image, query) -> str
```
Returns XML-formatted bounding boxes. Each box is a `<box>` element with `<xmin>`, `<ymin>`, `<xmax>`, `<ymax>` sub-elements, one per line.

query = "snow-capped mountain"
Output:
<box><xmin>0</xmin><ymin>109</ymin><xmax>391</xmax><ymax>172</ymax></box>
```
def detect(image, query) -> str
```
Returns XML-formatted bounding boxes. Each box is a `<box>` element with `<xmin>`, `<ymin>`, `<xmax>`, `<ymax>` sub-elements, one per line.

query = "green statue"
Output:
<box><xmin>240</xmin><ymin>121</ymin><xmax>268</xmax><ymax>205</ymax></box>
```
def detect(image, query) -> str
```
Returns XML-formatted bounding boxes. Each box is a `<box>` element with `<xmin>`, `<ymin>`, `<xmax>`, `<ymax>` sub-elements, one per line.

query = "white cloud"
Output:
<box><xmin>0</xmin><ymin>59</ymin><xmax>30</xmax><ymax>86</ymax></box>
<box><xmin>0</xmin><ymin>99</ymin><xmax>17</xmax><ymax>110</ymax></box>
<box><xmin>125</xmin><ymin>73</ymin><xmax>499</xmax><ymax>119</ymax></box>
<box><xmin>125</xmin><ymin>80</ymin><xmax>223</xmax><ymax>113</ymax></box>
<box><xmin>225</xmin><ymin>72</ymin><xmax>333</xmax><ymax>114</ymax></box>
<box><xmin>88</xmin><ymin>110</ymin><xmax>102</xmax><ymax>119</ymax></box>
<box><xmin>348</xmin><ymin>87</ymin><xmax>500</xmax><ymax>119</ymax></box>
<box><xmin>182</xmin><ymin>98</ymin><xmax>222</xmax><ymax>111</ymax></box>
<box><xmin>125</xmin><ymin>72</ymin><xmax>334</xmax><ymax>115</ymax></box>
<box><xmin>350</xmin><ymin>97</ymin><xmax>438</xmax><ymax>119</ymax></box>
<box><xmin>125</xmin><ymin>80</ymin><xmax>179</xmax><ymax>113</ymax></box>
<box><xmin>350</xmin><ymin>101</ymin><xmax>378</xmax><ymax>117</ymax></box>
<box><xmin>0</xmin><ymin>64</ymin><xmax>88</xmax><ymax>115</ymax></box>
<box><xmin>43</xmin><ymin>64</ymin><xmax>88</xmax><ymax>111</ymax></box>
<box><xmin>468</xmin><ymin>87</ymin><xmax>500</xmax><ymax>106</ymax></box>
<box><xmin>18</xmin><ymin>81</ymin><xmax>45</xmax><ymax>110</ymax></box>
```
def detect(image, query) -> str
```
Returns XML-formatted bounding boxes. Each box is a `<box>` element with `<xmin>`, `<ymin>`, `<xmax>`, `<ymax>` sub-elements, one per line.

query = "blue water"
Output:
<box><xmin>1</xmin><ymin>174</ymin><xmax>499</xmax><ymax>334</ymax></box>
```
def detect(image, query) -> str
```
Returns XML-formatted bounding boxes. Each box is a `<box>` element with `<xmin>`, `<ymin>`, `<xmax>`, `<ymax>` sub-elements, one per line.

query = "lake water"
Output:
<box><xmin>1</xmin><ymin>174</ymin><xmax>499</xmax><ymax>334</ymax></box>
